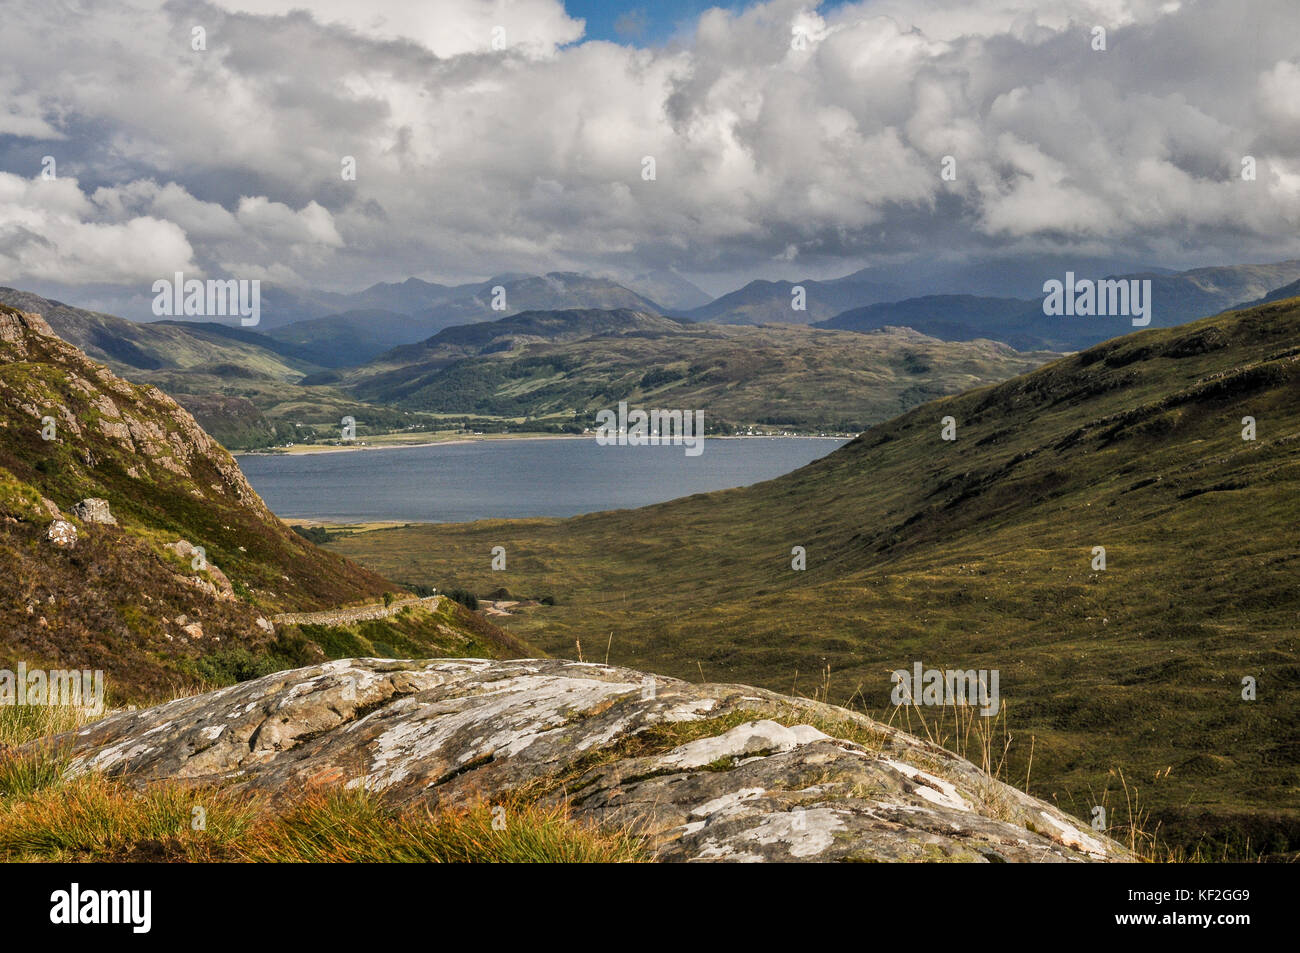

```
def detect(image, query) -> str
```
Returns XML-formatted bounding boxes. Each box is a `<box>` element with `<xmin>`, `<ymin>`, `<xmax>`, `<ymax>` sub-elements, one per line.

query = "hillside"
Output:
<box><xmin>265</xmin><ymin>309</ymin><xmax>438</xmax><ymax>367</ymax></box>
<box><xmin>0</xmin><ymin>304</ymin><xmax>530</xmax><ymax>699</ymax></box>
<box><xmin>0</xmin><ymin>289</ymin><xmax>447</xmax><ymax>450</ymax></box>
<box><xmin>686</xmin><ymin>274</ymin><xmax>900</xmax><ymax>325</ymax></box>
<box><xmin>1252</xmin><ymin>277</ymin><xmax>1300</xmax><ymax>306</ymax></box>
<box><xmin>622</xmin><ymin>268</ymin><xmax>712</xmax><ymax>311</ymax></box>
<box><xmin>345</xmin><ymin>308</ymin><xmax>1057</xmax><ymax>432</ymax></box>
<box><xmin>384</xmin><ymin>307</ymin><xmax>691</xmax><ymax>361</ymax></box>
<box><xmin>328</xmin><ymin>295</ymin><xmax>1300</xmax><ymax>856</ymax></box>
<box><xmin>818</xmin><ymin>295</ymin><xmax>1042</xmax><ymax>346</ymax></box>
<box><xmin>1128</xmin><ymin>260</ymin><xmax>1300</xmax><ymax>322</ymax></box>
<box><xmin>816</xmin><ymin>260</ymin><xmax>1300</xmax><ymax>351</ymax></box>
<box><xmin>0</xmin><ymin>288</ymin><xmax>317</xmax><ymax>379</ymax></box>
<box><xmin>258</xmin><ymin>273</ymin><xmax>668</xmax><ymax>361</ymax></box>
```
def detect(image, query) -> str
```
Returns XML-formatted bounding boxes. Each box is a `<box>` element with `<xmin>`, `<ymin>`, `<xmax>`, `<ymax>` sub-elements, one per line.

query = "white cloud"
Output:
<box><xmin>0</xmin><ymin>0</ymin><xmax>1297</xmax><ymax>290</ymax></box>
<box><xmin>213</xmin><ymin>0</ymin><xmax>585</xmax><ymax>57</ymax></box>
<box><xmin>0</xmin><ymin>173</ymin><xmax>195</xmax><ymax>282</ymax></box>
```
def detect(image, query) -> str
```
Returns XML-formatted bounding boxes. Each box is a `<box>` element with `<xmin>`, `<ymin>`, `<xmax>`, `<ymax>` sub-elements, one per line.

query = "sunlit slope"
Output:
<box><xmin>330</xmin><ymin>296</ymin><xmax>1300</xmax><ymax>854</ymax></box>
<box><xmin>347</xmin><ymin>311</ymin><xmax>1056</xmax><ymax>433</ymax></box>
<box><xmin>0</xmin><ymin>304</ymin><xmax>534</xmax><ymax>699</ymax></box>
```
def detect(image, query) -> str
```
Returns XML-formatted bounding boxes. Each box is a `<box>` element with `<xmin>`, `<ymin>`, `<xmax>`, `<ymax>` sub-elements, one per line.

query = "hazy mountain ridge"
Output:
<box><xmin>817</xmin><ymin>259</ymin><xmax>1300</xmax><ymax>350</ymax></box>
<box><xmin>245</xmin><ymin>272</ymin><xmax>670</xmax><ymax>366</ymax></box>
<box><xmin>685</xmin><ymin>275</ymin><xmax>902</xmax><ymax>326</ymax></box>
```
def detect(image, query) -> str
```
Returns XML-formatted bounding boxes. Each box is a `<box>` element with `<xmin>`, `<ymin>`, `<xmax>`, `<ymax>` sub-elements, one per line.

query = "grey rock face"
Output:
<box><xmin>71</xmin><ymin>497</ymin><xmax>117</xmax><ymax>525</ymax></box>
<box><xmin>55</xmin><ymin>658</ymin><xmax>1128</xmax><ymax>863</ymax></box>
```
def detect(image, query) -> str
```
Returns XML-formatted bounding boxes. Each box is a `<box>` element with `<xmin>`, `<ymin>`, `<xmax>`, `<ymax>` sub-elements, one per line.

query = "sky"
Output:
<box><xmin>565</xmin><ymin>1</ymin><xmax>736</xmax><ymax>45</ymax></box>
<box><xmin>1</xmin><ymin>0</ymin><xmax>1298</xmax><ymax>314</ymax></box>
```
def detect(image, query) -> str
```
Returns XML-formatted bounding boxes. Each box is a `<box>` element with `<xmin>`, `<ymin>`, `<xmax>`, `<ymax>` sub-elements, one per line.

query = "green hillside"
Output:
<box><xmin>0</xmin><ymin>304</ymin><xmax>531</xmax><ymax>700</ymax></box>
<box><xmin>0</xmin><ymin>288</ymin><xmax>316</xmax><ymax>379</ymax></box>
<box><xmin>346</xmin><ymin>310</ymin><xmax>1057</xmax><ymax>433</ymax></box>
<box><xmin>328</xmin><ymin>295</ymin><xmax>1300</xmax><ymax>857</ymax></box>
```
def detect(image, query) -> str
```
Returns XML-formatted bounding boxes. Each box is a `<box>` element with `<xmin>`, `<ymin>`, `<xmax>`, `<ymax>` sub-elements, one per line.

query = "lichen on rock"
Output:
<box><xmin>45</xmin><ymin>519</ymin><xmax>77</xmax><ymax>548</ymax></box>
<box><xmin>53</xmin><ymin>658</ymin><xmax>1131</xmax><ymax>863</ymax></box>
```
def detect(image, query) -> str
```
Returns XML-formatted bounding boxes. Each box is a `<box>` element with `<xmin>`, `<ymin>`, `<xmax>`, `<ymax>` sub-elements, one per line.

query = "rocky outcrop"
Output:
<box><xmin>164</xmin><ymin>539</ymin><xmax>236</xmax><ymax>601</ymax></box>
<box><xmin>0</xmin><ymin>305</ymin><xmax>267</xmax><ymax>512</ymax></box>
<box><xmin>1</xmin><ymin>303</ymin><xmax>418</xmax><ymax>695</ymax></box>
<box><xmin>72</xmin><ymin>497</ymin><xmax>116</xmax><ymax>524</ymax></box>
<box><xmin>57</xmin><ymin>658</ymin><xmax>1128</xmax><ymax>863</ymax></box>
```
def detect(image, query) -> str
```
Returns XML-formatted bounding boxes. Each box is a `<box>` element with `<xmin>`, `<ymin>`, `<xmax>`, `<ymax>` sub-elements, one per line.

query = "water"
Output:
<box><xmin>237</xmin><ymin>436</ymin><xmax>848</xmax><ymax>523</ymax></box>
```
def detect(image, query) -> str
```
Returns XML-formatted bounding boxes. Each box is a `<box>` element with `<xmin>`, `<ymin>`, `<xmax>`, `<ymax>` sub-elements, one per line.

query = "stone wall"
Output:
<box><xmin>271</xmin><ymin>595</ymin><xmax>441</xmax><ymax>628</ymax></box>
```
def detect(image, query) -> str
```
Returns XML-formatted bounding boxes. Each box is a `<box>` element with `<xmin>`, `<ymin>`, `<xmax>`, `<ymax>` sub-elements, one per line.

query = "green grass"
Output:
<box><xmin>327</xmin><ymin>297</ymin><xmax>1300</xmax><ymax>859</ymax></box>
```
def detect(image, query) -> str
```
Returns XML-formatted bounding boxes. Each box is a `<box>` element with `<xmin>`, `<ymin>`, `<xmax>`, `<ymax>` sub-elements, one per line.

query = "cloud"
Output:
<box><xmin>0</xmin><ymin>173</ymin><xmax>195</xmax><ymax>282</ymax></box>
<box><xmin>0</xmin><ymin>0</ymin><xmax>1297</xmax><ymax>292</ymax></box>
<box><xmin>213</xmin><ymin>0</ymin><xmax>585</xmax><ymax>57</ymax></box>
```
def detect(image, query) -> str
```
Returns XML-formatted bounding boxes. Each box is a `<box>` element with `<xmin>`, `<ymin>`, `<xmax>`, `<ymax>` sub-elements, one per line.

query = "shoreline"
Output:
<box><xmin>236</xmin><ymin>432</ymin><xmax>852</xmax><ymax>458</ymax></box>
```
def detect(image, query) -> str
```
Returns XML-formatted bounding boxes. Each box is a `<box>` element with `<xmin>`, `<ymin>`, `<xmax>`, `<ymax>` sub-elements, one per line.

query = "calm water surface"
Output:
<box><xmin>237</xmin><ymin>436</ymin><xmax>848</xmax><ymax>523</ymax></box>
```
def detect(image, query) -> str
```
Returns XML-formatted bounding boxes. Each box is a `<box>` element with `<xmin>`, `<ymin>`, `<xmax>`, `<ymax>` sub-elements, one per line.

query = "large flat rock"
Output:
<box><xmin>55</xmin><ymin>658</ymin><xmax>1127</xmax><ymax>862</ymax></box>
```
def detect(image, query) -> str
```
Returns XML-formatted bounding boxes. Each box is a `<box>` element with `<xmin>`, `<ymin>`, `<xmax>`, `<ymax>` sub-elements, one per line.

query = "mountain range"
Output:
<box><xmin>258</xmin><ymin>272</ymin><xmax>667</xmax><ymax>365</ymax></box>
<box><xmin>5</xmin><ymin>255</ymin><xmax>1300</xmax><ymax>455</ymax></box>
<box><xmin>817</xmin><ymin>260</ymin><xmax>1300</xmax><ymax>351</ymax></box>
<box><xmin>0</xmin><ymin>288</ymin><xmax>1059</xmax><ymax>447</ymax></box>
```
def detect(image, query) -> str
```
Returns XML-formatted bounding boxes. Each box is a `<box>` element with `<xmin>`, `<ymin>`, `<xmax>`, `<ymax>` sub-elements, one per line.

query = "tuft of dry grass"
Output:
<box><xmin>241</xmin><ymin>791</ymin><xmax>646</xmax><ymax>863</ymax></box>
<box><xmin>0</xmin><ymin>731</ymin><xmax>647</xmax><ymax>863</ymax></box>
<box><xmin>0</xmin><ymin>702</ymin><xmax>99</xmax><ymax>749</ymax></box>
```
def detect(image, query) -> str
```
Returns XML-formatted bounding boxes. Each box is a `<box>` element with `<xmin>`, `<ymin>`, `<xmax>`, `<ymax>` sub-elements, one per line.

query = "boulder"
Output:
<box><xmin>55</xmin><ymin>658</ymin><xmax>1128</xmax><ymax>863</ymax></box>
<box><xmin>45</xmin><ymin>519</ymin><xmax>77</xmax><ymax>548</ymax></box>
<box><xmin>71</xmin><ymin>497</ymin><xmax>116</xmax><ymax>525</ymax></box>
<box><xmin>165</xmin><ymin>539</ymin><xmax>236</xmax><ymax>600</ymax></box>
<box><xmin>165</xmin><ymin>539</ymin><xmax>200</xmax><ymax>561</ymax></box>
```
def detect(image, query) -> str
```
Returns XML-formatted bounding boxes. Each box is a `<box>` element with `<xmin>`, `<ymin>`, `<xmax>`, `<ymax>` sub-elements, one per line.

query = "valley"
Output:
<box><xmin>6</xmin><ymin>263</ymin><xmax>1300</xmax><ymax>858</ymax></box>
<box><xmin>324</xmin><ymin>294</ymin><xmax>1300</xmax><ymax>858</ymax></box>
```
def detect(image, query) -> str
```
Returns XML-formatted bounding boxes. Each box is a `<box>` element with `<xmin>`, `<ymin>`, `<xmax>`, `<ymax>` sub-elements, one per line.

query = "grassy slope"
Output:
<box><xmin>282</xmin><ymin>596</ymin><xmax>535</xmax><ymax>664</ymax></box>
<box><xmin>0</xmin><ymin>288</ymin><xmax>317</xmax><ymax>379</ymax></box>
<box><xmin>348</xmin><ymin>317</ymin><xmax>1056</xmax><ymax>433</ymax></box>
<box><xmin>0</xmin><ymin>289</ymin><xmax>440</xmax><ymax>450</ymax></box>
<box><xmin>0</xmin><ymin>304</ymin><xmax>533</xmax><ymax>699</ymax></box>
<box><xmin>328</xmin><ymin>296</ymin><xmax>1300</xmax><ymax>855</ymax></box>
